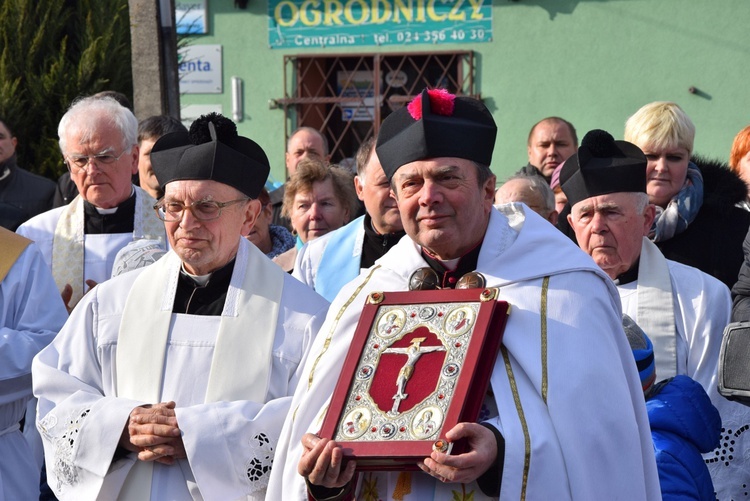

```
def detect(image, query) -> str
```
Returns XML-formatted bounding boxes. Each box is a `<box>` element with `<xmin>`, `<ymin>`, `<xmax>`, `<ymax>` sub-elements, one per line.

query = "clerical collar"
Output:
<box><xmin>180</xmin><ymin>264</ymin><xmax>212</xmax><ymax>286</ymax></box>
<box><xmin>420</xmin><ymin>241</ymin><xmax>483</xmax><ymax>289</ymax></box>
<box><xmin>83</xmin><ymin>188</ymin><xmax>136</xmax><ymax>234</ymax></box>
<box><xmin>361</xmin><ymin>213</ymin><xmax>406</xmax><ymax>269</ymax></box>
<box><xmin>174</xmin><ymin>258</ymin><xmax>236</xmax><ymax>315</ymax></box>
<box><xmin>614</xmin><ymin>258</ymin><xmax>640</xmax><ymax>286</ymax></box>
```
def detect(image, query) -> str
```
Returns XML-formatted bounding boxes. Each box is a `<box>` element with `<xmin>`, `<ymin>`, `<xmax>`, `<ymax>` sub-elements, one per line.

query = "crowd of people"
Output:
<box><xmin>1</xmin><ymin>88</ymin><xmax>750</xmax><ymax>501</ymax></box>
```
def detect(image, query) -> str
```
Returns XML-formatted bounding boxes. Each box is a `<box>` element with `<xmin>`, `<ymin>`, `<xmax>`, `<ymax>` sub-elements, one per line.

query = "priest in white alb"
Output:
<box><xmin>562</xmin><ymin>128</ymin><xmax>750</xmax><ymax>499</ymax></box>
<box><xmin>32</xmin><ymin>113</ymin><xmax>329</xmax><ymax>500</ymax></box>
<box><xmin>16</xmin><ymin>95</ymin><xmax>165</xmax><ymax>312</ymax></box>
<box><xmin>267</xmin><ymin>89</ymin><xmax>661</xmax><ymax>500</ymax></box>
<box><xmin>0</xmin><ymin>227</ymin><xmax>67</xmax><ymax>499</ymax></box>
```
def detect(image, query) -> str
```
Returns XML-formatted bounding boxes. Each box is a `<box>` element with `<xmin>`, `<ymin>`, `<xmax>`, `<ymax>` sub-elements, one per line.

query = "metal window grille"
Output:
<box><xmin>273</xmin><ymin>51</ymin><xmax>476</xmax><ymax>167</ymax></box>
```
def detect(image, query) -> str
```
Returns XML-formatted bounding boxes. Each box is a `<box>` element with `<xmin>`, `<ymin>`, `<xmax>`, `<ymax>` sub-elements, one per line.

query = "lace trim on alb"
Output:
<box><xmin>245</xmin><ymin>432</ymin><xmax>274</xmax><ymax>492</ymax></box>
<box><xmin>38</xmin><ymin>407</ymin><xmax>91</xmax><ymax>492</ymax></box>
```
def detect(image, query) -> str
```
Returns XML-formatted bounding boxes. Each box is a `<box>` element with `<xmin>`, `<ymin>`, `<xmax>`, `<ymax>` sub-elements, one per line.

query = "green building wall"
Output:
<box><xmin>180</xmin><ymin>0</ymin><xmax>750</xmax><ymax>184</ymax></box>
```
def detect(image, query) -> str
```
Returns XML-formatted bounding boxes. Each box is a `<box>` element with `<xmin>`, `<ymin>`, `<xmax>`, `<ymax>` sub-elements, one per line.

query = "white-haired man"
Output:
<box><xmin>564</xmin><ymin>128</ymin><xmax>750</xmax><ymax>498</ymax></box>
<box><xmin>17</xmin><ymin>96</ymin><xmax>165</xmax><ymax>311</ymax></box>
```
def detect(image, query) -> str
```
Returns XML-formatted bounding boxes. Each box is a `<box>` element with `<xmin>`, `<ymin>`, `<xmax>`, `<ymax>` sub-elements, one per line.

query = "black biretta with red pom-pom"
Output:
<box><xmin>150</xmin><ymin>113</ymin><xmax>270</xmax><ymax>199</ymax></box>
<box><xmin>560</xmin><ymin>129</ymin><xmax>647</xmax><ymax>208</ymax></box>
<box><xmin>375</xmin><ymin>88</ymin><xmax>497</xmax><ymax>181</ymax></box>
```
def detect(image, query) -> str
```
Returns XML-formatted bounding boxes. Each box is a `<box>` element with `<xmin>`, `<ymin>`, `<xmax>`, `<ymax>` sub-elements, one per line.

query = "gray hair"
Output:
<box><xmin>497</xmin><ymin>174</ymin><xmax>555</xmax><ymax>216</ymax></box>
<box><xmin>58</xmin><ymin>95</ymin><xmax>138</xmax><ymax>155</ymax></box>
<box><xmin>355</xmin><ymin>136</ymin><xmax>377</xmax><ymax>183</ymax></box>
<box><xmin>631</xmin><ymin>192</ymin><xmax>650</xmax><ymax>215</ymax></box>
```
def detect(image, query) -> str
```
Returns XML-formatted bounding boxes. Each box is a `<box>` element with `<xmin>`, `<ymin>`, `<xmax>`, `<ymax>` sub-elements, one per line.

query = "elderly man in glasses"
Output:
<box><xmin>17</xmin><ymin>95</ymin><xmax>166</xmax><ymax>312</ymax></box>
<box><xmin>32</xmin><ymin>113</ymin><xmax>329</xmax><ymax>500</ymax></box>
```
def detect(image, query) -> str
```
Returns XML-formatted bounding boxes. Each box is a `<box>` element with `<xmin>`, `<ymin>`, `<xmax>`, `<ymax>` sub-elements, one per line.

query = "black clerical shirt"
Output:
<box><xmin>360</xmin><ymin>213</ymin><xmax>406</xmax><ymax>269</ymax></box>
<box><xmin>83</xmin><ymin>193</ymin><xmax>136</xmax><ymax>234</ymax></box>
<box><xmin>614</xmin><ymin>259</ymin><xmax>640</xmax><ymax>286</ymax></box>
<box><xmin>173</xmin><ymin>259</ymin><xmax>235</xmax><ymax>315</ymax></box>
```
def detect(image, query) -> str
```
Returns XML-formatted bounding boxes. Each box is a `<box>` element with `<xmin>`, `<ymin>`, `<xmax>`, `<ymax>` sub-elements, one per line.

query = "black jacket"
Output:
<box><xmin>657</xmin><ymin>156</ymin><xmax>750</xmax><ymax>290</ymax></box>
<box><xmin>515</xmin><ymin>163</ymin><xmax>550</xmax><ymax>183</ymax></box>
<box><xmin>0</xmin><ymin>155</ymin><xmax>56</xmax><ymax>230</ymax></box>
<box><xmin>52</xmin><ymin>170</ymin><xmax>79</xmax><ymax>207</ymax></box>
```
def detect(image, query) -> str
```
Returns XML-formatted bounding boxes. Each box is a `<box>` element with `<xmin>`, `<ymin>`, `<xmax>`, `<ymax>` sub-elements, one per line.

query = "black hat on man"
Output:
<box><xmin>151</xmin><ymin>112</ymin><xmax>270</xmax><ymax>199</ymax></box>
<box><xmin>375</xmin><ymin>88</ymin><xmax>497</xmax><ymax>181</ymax></box>
<box><xmin>560</xmin><ymin>129</ymin><xmax>647</xmax><ymax>208</ymax></box>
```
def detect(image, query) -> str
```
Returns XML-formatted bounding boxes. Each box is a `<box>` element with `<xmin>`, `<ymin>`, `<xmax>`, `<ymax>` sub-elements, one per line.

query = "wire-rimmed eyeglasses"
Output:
<box><xmin>65</xmin><ymin>149</ymin><xmax>129</xmax><ymax>173</ymax></box>
<box><xmin>153</xmin><ymin>198</ymin><xmax>250</xmax><ymax>222</ymax></box>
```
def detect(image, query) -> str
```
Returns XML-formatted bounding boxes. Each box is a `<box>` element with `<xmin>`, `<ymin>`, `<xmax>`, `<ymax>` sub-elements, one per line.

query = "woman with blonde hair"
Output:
<box><xmin>624</xmin><ymin>101</ymin><xmax>750</xmax><ymax>288</ymax></box>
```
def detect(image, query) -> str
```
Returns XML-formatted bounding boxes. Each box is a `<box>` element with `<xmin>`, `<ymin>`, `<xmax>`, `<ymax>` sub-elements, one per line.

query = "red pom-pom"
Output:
<box><xmin>407</xmin><ymin>89</ymin><xmax>456</xmax><ymax>120</ymax></box>
<box><xmin>407</xmin><ymin>95</ymin><xmax>423</xmax><ymax>120</ymax></box>
<box><xmin>428</xmin><ymin>88</ymin><xmax>455</xmax><ymax>116</ymax></box>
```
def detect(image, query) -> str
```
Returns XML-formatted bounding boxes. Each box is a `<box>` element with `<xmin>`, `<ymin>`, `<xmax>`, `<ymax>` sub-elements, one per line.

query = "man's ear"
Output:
<box><xmin>354</xmin><ymin>175</ymin><xmax>365</xmax><ymax>202</ymax></box>
<box><xmin>240</xmin><ymin>199</ymin><xmax>263</xmax><ymax>236</ymax></box>
<box><xmin>483</xmin><ymin>175</ymin><xmax>497</xmax><ymax>203</ymax></box>
<box><xmin>128</xmin><ymin>145</ymin><xmax>140</xmax><ymax>176</ymax></box>
<box><xmin>284</xmin><ymin>153</ymin><xmax>293</xmax><ymax>179</ymax></box>
<box><xmin>642</xmin><ymin>204</ymin><xmax>656</xmax><ymax>236</ymax></box>
<box><xmin>548</xmin><ymin>210</ymin><xmax>559</xmax><ymax>226</ymax></box>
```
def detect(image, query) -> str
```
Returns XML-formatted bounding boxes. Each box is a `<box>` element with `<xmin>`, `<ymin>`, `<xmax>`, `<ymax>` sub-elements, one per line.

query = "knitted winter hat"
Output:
<box><xmin>622</xmin><ymin>314</ymin><xmax>657</xmax><ymax>394</ymax></box>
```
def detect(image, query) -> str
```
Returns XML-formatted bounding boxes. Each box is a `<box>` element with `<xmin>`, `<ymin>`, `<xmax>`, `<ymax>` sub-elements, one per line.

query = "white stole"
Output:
<box><xmin>636</xmin><ymin>237</ymin><xmax>677</xmax><ymax>379</ymax></box>
<box><xmin>115</xmin><ymin>238</ymin><xmax>284</xmax><ymax>500</ymax></box>
<box><xmin>51</xmin><ymin>187</ymin><xmax>164</xmax><ymax>308</ymax></box>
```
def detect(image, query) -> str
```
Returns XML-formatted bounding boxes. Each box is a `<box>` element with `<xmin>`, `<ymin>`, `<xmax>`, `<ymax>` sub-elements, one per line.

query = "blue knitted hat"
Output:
<box><xmin>622</xmin><ymin>314</ymin><xmax>656</xmax><ymax>394</ymax></box>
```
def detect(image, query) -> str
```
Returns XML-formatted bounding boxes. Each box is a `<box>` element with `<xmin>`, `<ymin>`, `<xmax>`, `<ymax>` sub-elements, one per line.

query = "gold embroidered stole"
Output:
<box><xmin>0</xmin><ymin>227</ymin><xmax>31</xmax><ymax>282</ymax></box>
<box><xmin>51</xmin><ymin>187</ymin><xmax>163</xmax><ymax>308</ymax></box>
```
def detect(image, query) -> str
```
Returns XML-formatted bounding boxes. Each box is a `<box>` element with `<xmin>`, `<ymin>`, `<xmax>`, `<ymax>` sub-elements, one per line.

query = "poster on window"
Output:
<box><xmin>338</xmin><ymin>71</ymin><xmax>376</xmax><ymax>122</ymax></box>
<box><xmin>268</xmin><ymin>0</ymin><xmax>492</xmax><ymax>49</ymax></box>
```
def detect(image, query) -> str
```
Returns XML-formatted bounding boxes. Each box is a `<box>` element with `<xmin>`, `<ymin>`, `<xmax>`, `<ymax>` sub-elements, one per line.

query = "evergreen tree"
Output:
<box><xmin>0</xmin><ymin>0</ymin><xmax>133</xmax><ymax>179</ymax></box>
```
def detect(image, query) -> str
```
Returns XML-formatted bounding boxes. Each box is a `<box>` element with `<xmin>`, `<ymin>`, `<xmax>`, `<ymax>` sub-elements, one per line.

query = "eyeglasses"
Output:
<box><xmin>65</xmin><ymin>149</ymin><xmax>129</xmax><ymax>172</ymax></box>
<box><xmin>154</xmin><ymin>198</ymin><xmax>250</xmax><ymax>222</ymax></box>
